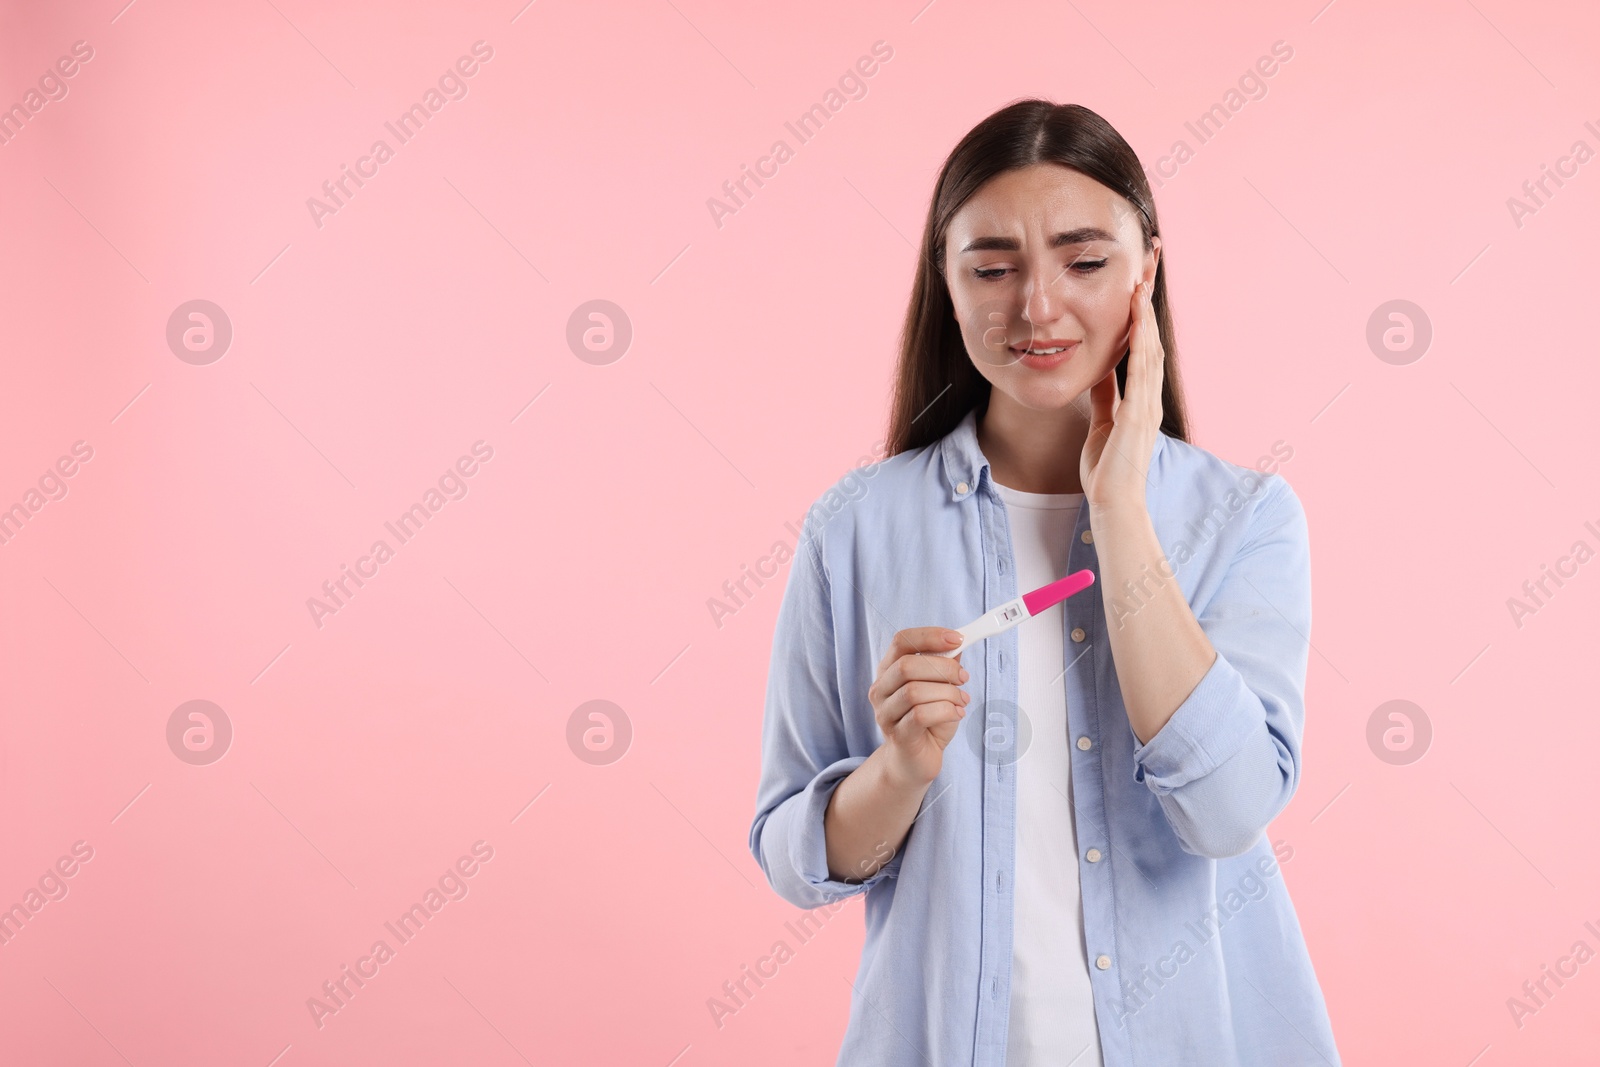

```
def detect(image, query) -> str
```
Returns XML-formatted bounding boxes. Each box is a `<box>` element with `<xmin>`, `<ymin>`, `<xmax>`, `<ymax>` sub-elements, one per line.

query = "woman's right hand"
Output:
<box><xmin>869</xmin><ymin>627</ymin><xmax>971</xmax><ymax>789</ymax></box>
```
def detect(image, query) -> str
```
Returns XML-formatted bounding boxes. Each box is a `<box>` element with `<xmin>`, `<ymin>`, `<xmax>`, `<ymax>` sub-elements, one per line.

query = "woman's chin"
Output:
<box><xmin>974</xmin><ymin>349</ymin><xmax>1118</xmax><ymax>410</ymax></box>
<box><xmin>995</xmin><ymin>378</ymin><xmax>1089</xmax><ymax>411</ymax></box>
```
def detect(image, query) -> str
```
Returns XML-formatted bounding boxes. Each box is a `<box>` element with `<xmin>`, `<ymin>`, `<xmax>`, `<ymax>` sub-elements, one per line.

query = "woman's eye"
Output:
<box><xmin>973</xmin><ymin>259</ymin><xmax>1108</xmax><ymax>282</ymax></box>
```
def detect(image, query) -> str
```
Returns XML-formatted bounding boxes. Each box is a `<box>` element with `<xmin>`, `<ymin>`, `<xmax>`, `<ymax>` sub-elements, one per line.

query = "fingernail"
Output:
<box><xmin>960</xmin><ymin>690</ymin><xmax>971</xmax><ymax>703</ymax></box>
<box><xmin>959</xmin><ymin>668</ymin><xmax>970</xmax><ymax>682</ymax></box>
<box><xmin>944</xmin><ymin>630</ymin><xmax>961</xmax><ymax>644</ymax></box>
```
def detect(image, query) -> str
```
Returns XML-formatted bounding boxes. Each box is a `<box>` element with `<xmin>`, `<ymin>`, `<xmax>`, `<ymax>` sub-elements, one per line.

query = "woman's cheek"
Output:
<box><xmin>1081</xmin><ymin>298</ymin><xmax>1123</xmax><ymax>350</ymax></box>
<box><xmin>1090</xmin><ymin>309</ymin><xmax>1132</xmax><ymax>360</ymax></box>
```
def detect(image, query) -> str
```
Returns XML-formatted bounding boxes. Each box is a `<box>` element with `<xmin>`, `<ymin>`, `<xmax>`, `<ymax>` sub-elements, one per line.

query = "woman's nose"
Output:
<box><xmin>1021</xmin><ymin>266</ymin><xmax>1066</xmax><ymax>326</ymax></box>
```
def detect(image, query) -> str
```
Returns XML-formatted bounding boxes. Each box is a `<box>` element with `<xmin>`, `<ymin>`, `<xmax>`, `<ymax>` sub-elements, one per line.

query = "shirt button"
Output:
<box><xmin>1070</xmin><ymin>627</ymin><xmax>1086</xmax><ymax>642</ymax></box>
<box><xmin>1081</xmin><ymin>530</ymin><xmax>1094</xmax><ymax>544</ymax></box>
<box><xmin>1095</xmin><ymin>955</ymin><xmax>1112</xmax><ymax>970</ymax></box>
<box><xmin>1086</xmin><ymin>848</ymin><xmax>1102</xmax><ymax>863</ymax></box>
<box><xmin>1076</xmin><ymin>736</ymin><xmax>1092</xmax><ymax>751</ymax></box>
<box><xmin>956</xmin><ymin>481</ymin><xmax>969</xmax><ymax>494</ymax></box>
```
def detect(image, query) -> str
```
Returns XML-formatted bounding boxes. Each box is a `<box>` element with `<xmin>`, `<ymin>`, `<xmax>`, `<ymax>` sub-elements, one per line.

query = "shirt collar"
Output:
<box><xmin>938</xmin><ymin>407</ymin><xmax>989</xmax><ymax>502</ymax></box>
<box><xmin>937</xmin><ymin>404</ymin><xmax>1166</xmax><ymax>502</ymax></box>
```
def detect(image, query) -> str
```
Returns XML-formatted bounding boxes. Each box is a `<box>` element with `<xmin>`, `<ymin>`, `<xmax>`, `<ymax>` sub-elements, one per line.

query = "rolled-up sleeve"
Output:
<box><xmin>748</xmin><ymin>508</ymin><xmax>904</xmax><ymax>909</ymax></box>
<box><xmin>1131</xmin><ymin>477</ymin><xmax>1312</xmax><ymax>859</ymax></box>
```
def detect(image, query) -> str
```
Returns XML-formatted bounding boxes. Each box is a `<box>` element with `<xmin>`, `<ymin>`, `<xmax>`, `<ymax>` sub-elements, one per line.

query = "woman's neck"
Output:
<box><xmin>977</xmin><ymin>395</ymin><xmax>1090</xmax><ymax>494</ymax></box>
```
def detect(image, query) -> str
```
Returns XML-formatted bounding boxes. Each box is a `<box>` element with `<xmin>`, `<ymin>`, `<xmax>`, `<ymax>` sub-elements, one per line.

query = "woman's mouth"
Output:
<box><xmin>1009</xmin><ymin>341</ymin><xmax>1080</xmax><ymax>369</ymax></box>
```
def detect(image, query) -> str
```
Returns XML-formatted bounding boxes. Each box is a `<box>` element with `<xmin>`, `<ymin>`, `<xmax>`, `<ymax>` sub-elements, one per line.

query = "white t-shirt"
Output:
<box><xmin>994</xmin><ymin>480</ymin><xmax>1105</xmax><ymax>1067</ymax></box>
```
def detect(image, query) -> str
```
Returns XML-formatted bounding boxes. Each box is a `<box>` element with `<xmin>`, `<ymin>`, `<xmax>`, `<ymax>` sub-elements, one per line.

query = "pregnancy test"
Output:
<box><xmin>934</xmin><ymin>569</ymin><xmax>1096</xmax><ymax>658</ymax></box>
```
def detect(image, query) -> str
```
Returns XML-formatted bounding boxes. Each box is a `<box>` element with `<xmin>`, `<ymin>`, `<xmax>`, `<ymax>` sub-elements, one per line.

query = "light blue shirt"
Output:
<box><xmin>748</xmin><ymin>407</ymin><xmax>1340</xmax><ymax>1066</ymax></box>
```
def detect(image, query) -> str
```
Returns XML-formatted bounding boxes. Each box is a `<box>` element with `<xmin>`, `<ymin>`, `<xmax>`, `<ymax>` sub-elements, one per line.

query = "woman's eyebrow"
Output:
<box><xmin>959</xmin><ymin>226</ymin><xmax>1118</xmax><ymax>253</ymax></box>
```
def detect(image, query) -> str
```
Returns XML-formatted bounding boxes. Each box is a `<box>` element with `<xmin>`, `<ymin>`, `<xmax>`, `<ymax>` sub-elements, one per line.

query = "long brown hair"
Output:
<box><xmin>886</xmin><ymin>99</ymin><xmax>1191</xmax><ymax>455</ymax></box>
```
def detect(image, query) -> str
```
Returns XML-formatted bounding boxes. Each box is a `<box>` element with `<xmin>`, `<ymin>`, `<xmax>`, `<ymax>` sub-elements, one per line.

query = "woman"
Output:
<box><xmin>748</xmin><ymin>99</ymin><xmax>1340</xmax><ymax>1066</ymax></box>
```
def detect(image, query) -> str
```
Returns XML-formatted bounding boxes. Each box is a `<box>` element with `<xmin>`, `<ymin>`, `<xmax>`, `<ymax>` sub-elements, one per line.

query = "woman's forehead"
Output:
<box><xmin>951</xmin><ymin>168</ymin><xmax>1134</xmax><ymax>244</ymax></box>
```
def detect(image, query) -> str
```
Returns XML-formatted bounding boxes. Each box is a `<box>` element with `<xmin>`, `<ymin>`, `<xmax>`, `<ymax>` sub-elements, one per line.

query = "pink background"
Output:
<box><xmin>2</xmin><ymin>0</ymin><xmax>1597</xmax><ymax>1063</ymax></box>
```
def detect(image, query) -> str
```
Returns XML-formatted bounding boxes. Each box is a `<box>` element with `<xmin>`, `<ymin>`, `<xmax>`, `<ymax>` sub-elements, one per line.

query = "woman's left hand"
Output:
<box><xmin>1080</xmin><ymin>279</ymin><xmax>1164</xmax><ymax>512</ymax></box>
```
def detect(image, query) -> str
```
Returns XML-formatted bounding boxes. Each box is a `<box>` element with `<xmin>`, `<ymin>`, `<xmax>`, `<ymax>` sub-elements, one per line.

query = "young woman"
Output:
<box><xmin>749</xmin><ymin>99</ymin><xmax>1339</xmax><ymax>1066</ymax></box>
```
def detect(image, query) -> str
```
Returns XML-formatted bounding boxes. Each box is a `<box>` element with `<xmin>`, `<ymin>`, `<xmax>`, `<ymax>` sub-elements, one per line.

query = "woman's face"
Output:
<box><xmin>944</xmin><ymin>163</ymin><xmax>1160</xmax><ymax>412</ymax></box>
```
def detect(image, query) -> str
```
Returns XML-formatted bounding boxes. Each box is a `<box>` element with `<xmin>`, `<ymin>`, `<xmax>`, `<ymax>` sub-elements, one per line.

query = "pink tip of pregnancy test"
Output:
<box><xmin>1021</xmin><ymin>569</ymin><xmax>1096</xmax><ymax>615</ymax></box>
